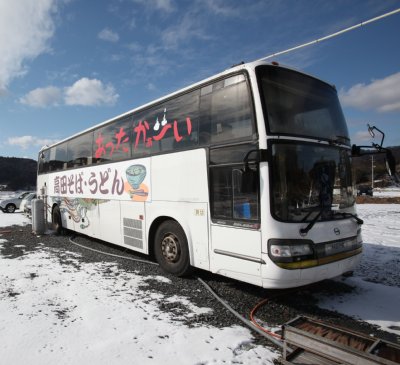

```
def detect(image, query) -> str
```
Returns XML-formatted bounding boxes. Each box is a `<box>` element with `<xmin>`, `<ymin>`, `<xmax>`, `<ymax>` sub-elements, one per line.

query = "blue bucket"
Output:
<box><xmin>235</xmin><ymin>202</ymin><xmax>251</xmax><ymax>219</ymax></box>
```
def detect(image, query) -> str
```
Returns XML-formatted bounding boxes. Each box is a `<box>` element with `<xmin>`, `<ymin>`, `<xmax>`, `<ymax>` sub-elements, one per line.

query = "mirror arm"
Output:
<box><xmin>243</xmin><ymin>149</ymin><xmax>268</xmax><ymax>166</ymax></box>
<box><xmin>353</xmin><ymin>124</ymin><xmax>398</xmax><ymax>184</ymax></box>
<box><xmin>368</xmin><ymin>124</ymin><xmax>385</xmax><ymax>148</ymax></box>
<box><xmin>352</xmin><ymin>144</ymin><xmax>387</xmax><ymax>157</ymax></box>
<box><xmin>240</xmin><ymin>149</ymin><xmax>267</xmax><ymax>194</ymax></box>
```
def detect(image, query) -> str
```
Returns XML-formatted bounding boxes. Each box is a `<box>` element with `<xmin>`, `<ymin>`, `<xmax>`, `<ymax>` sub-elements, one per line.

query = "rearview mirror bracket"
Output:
<box><xmin>352</xmin><ymin>124</ymin><xmax>399</xmax><ymax>184</ymax></box>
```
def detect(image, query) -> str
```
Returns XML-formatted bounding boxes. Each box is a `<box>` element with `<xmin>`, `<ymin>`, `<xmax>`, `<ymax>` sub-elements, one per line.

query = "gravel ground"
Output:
<box><xmin>1</xmin><ymin>223</ymin><xmax>399</xmax><ymax>350</ymax></box>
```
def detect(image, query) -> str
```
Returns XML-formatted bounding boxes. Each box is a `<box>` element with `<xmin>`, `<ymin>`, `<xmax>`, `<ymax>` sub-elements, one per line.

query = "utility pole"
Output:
<box><xmin>371</xmin><ymin>155</ymin><xmax>374</xmax><ymax>188</ymax></box>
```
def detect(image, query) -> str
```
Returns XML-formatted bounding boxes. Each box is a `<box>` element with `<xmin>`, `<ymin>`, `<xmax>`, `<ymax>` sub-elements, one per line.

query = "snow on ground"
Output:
<box><xmin>0</xmin><ymin>210</ymin><xmax>278</xmax><ymax>365</ymax></box>
<box><xmin>0</xmin><ymin>211</ymin><xmax>30</xmax><ymax>228</ymax></box>
<box><xmin>316</xmin><ymin>202</ymin><xmax>400</xmax><ymax>335</ymax></box>
<box><xmin>318</xmin><ymin>276</ymin><xmax>400</xmax><ymax>333</ymax></box>
<box><xmin>1</xmin><ymin>188</ymin><xmax>400</xmax><ymax>363</ymax></box>
<box><xmin>0</xmin><ymin>248</ymin><xmax>277</xmax><ymax>364</ymax></box>
<box><xmin>373</xmin><ymin>187</ymin><xmax>400</xmax><ymax>198</ymax></box>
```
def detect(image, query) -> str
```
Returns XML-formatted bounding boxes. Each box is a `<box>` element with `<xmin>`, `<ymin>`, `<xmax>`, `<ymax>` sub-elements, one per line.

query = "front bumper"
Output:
<box><xmin>261</xmin><ymin>249</ymin><xmax>362</xmax><ymax>289</ymax></box>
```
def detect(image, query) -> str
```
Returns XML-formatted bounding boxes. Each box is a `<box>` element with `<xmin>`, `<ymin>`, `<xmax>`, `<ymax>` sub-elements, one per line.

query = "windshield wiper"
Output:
<box><xmin>300</xmin><ymin>208</ymin><xmax>323</xmax><ymax>235</ymax></box>
<box><xmin>332</xmin><ymin>212</ymin><xmax>364</xmax><ymax>225</ymax></box>
<box><xmin>300</xmin><ymin>206</ymin><xmax>322</xmax><ymax>222</ymax></box>
<box><xmin>300</xmin><ymin>210</ymin><xmax>363</xmax><ymax>236</ymax></box>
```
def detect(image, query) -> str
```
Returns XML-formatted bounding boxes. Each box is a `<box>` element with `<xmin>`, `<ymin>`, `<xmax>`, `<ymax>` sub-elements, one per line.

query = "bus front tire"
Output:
<box><xmin>52</xmin><ymin>206</ymin><xmax>62</xmax><ymax>235</ymax></box>
<box><xmin>154</xmin><ymin>220</ymin><xmax>192</xmax><ymax>277</ymax></box>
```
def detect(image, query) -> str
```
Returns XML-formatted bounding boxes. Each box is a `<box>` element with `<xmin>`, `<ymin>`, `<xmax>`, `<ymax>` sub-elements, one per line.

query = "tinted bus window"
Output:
<box><xmin>257</xmin><ymin>66</ymin><xmax>349</xmax><ymax>144</ymax></box>
<box><xmin>38</xmin><ymin>149</ymin><xmax>50</xmax><ymax>174</ymax></box>
<box><xmin>200</xmin><ymin>74</ymin><xmax>254</xmax><ymax>146</ymax></box>
<box><xmin>163</xmin><ymin>89</ymin><xmax>199</xmax><ymax>151</ymax></box>
<box><xmin>49</xmin><ymin>143</ymin><xmax>67</xmax><ymax>171</ymax></box>
<box><xmin>132</xmin><ymin>90</ymin><xmax>200</xmax><ymax>156</ymax></box>
<box><xmin>210</xmin><ymin>166</ymin><xmax>233</xmax><ymax>219</ymax></box>
<box><xmin>67</xmin><ymin>132</ymin><xmax>93</xmax><ymax>168</ymax></box>
<box><xmin>209</xmin><ymin>143</ymin><xmax>257</xmax><ymax>165</ymax></box>
<box><xmin>210</xmin><ymin>164</ymin><xmax>259</xmax><ymax>221</ymax></box>
<box><xmin>93</xmin><ymin>116</ymin><xmax>132</xmax><ymax>163</ymax></box>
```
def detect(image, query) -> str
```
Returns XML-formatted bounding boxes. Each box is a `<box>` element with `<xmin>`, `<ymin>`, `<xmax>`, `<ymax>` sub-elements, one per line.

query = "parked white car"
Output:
<box><xmin>0</xmin><ymin>191</ymin><xmax>34</xmax><ymax>213</ymax></box>
<box><xmin>24</xmin><ymin>195</ymin><xmax>38</xmax><ymax>218</ymax></box>
<box><xmin>20</xmin><ymin>192</ymin><xmax>37</xmax><ymax>215</ymax></box>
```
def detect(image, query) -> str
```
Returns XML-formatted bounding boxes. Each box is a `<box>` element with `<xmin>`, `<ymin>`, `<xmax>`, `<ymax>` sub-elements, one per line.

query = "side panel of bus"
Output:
<box><xmin>210</xmin><ymin>226</ymin><xmax>262</xmax><ymax>286</ymax></box>
<box><xmin>147</xmin><ymin>149</ymin><xmax>210</xmax><ymax>270</ymax></box>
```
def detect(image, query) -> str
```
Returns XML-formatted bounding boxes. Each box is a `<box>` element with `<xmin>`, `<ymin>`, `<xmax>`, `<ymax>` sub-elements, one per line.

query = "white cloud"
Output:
<box><xmin>98</xmin><ymin>28</ymin><xmax>120</xmax><ymax>42</ymax></box>
<box><xmin>110</xmin><ymin>54</ymin><xmax>123</xmax><ymax>62</ymax></box>
<box><xmin>7</xmin><ymin>136</ymin><xmax>59</xmax><ymax>150</ymax></box>
<box><xmin>20</xmin><ymin>86</ymin><xmax>62</xmax><ymax>107</ymax></box>
<box><xmin>0</xmin><ymin>0</ymin><xmax>57</xmax><ymax>92</ymax></box>
<box><xmin>127</xmin><ymin>42</ymin><xmax>142</xmax><ymax>52</ymax></box>
<box><xmin>64</xmin><ymin>78</ymin><xmax>119</xmax><ymax>106</ymax></box>
<box><xmin>20</xmin><ymin>78</ymin><xmax>119</xmax><ymax>107</ymax></box>
<box><xmin>153</xmin><ymin>0</ymin><xmax>174</xmax><ymax>12</ymax></box>
<box><xmin>161</xmin><ymin>13</ymin><xmax>210</xmax><ymax>50</ymax></box>
<box><xmin>202</xmin><ymin>0</ymin><xmax>239</xmax><ymax>17</ymax></box>
<box><xmin>147</xmin><ymin>83</ymin><xmax>156</xmax><ymax>91</ymax></box>
<box><xmin>339</xmin><ymin>72</ymin><xmax>400</xmax><ymax>113</ymax></box>
<box><xmin>132</xmin><ymin>0</ymin><xmax>174</xmax><ymax>13</ymax></box>
<box><xmin>352</xmin><ymin>130</ymin><xmax>373</xmax><ymax>145</ymax></box>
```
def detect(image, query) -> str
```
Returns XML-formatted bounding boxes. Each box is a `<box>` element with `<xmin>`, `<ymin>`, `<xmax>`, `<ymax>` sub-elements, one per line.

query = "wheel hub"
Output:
<box><xmin>161</xmin><ymin>234</ymin><xmax>181</xmax><ymax>263</ymax></box>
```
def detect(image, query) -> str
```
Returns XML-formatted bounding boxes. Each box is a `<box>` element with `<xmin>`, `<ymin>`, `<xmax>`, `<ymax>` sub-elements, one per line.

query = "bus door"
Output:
<box><xmin>209</xmin><ymin>156</ymin><xmax>262</xmax><ymax>284</ymax></box>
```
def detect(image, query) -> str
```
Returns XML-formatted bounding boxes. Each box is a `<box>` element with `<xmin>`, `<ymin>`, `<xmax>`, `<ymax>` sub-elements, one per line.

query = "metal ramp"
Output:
<box><xmin>281</xmin><ymin>316</ymin><xmax>400</xmax><ymax>365</ymax></box>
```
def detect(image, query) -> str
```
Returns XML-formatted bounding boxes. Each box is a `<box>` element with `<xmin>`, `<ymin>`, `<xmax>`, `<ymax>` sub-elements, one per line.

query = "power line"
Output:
<box><xmin>255</xmin><ymin>8</ymin><xmax>400</xmax><ymax>62</ymax></box>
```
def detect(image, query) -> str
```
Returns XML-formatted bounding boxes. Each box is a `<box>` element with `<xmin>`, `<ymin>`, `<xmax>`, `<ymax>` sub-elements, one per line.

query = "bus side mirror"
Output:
<box><xmin>240</xmin><ymin>163</ymin><xmax>258</xmax><ymax>194</ymax></box>
<box><xmin>352</xmin><ymin>124</ymin><xmax>399</xmax><ymax>183</ymax></box>
<box><xmin>239</xmin><ymin>149</ymin><xmax>266</xmax><ymax>193</ymax></box>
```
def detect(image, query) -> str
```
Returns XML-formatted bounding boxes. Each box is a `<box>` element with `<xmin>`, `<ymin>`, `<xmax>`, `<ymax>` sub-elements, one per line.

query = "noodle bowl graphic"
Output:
<box><xmin>126</xmin><ymin>164</ymin><xmax>146</xmax><ymax>189</ymax></box>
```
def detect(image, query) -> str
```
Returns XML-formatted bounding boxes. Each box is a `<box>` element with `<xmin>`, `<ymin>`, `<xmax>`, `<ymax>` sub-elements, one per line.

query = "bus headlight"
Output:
<box><xmin>268</xmin><ymin>239</ymin><xmax>314</xmax><ymax>263</ymax></box>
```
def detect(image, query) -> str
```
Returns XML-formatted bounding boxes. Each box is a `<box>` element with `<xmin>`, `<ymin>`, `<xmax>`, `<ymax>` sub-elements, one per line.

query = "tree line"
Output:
<box><xmin>0</xmin><ymin>157</ymin><xmax>37</xmax><ymax>191</ymax></box>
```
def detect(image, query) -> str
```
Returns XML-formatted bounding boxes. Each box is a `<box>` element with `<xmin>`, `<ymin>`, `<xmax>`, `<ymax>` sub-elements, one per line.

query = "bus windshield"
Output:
<box><xmin>257</xmin><ymin>66</ymin><xmax>350</xmax><ymax>144</ymax></box>
<box><xmin>270</xmin><ymin>142</ymin><xmax>355</xmax><ymax>222</ymax></box>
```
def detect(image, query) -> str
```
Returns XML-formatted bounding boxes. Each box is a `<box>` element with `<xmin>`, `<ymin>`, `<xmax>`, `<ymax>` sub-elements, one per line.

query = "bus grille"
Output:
<box><xmin>123</xmin><ymin>218</ymin><xmax>143</xmax><ymax>249</ymax></box>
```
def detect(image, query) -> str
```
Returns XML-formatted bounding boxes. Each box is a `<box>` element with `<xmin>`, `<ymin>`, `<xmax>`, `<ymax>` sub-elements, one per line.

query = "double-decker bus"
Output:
<box><xmin>37</xmin><ymin>61</ymin><xmax>363</xmax><ymax>288</ymax></box>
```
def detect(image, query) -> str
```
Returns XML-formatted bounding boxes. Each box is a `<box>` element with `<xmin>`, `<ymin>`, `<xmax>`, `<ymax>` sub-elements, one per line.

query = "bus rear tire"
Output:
<box><xmin>52</xmin><ymin>206</ymin><xmax>63</xmax><ymax>235</ymax></box>
<box><xmin>154</xmin><ymin>220</ymin><xmax>192</xmax><ymax>277</ymax></box>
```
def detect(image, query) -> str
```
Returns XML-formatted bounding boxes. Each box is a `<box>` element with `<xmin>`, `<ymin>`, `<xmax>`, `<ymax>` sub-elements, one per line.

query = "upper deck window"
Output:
<box><xmin>38</xmin><ymin>72</ymin><xmax>256</xmax><ymax>174</ymax></box>
<box><xmin>67</xmin><ymin>132</ymin><xmax>93</xmax><ymax>167</ymax></box>
<box><xmin>49</xmin><ymin>143</ymin><xmax>67</xmax><ymax>171</ymax></box>
<box><xmin>199</xmin><ymin>74</ymin><xmax>255</xmax><ymax>145</ymax></box>
<box><xmin>257</xmin><ymin>66</ymin><xmax>349</xmax><ymax>145</ymax></box>
<box><xmin>93</xmin><ymin>117</ymin><xmax>132</xmax><ymax>163</ymax></box>
<box><xmin>131</xmin><ymin>89</ymin><xmax>200</xmax><ymax>156</ymax></box>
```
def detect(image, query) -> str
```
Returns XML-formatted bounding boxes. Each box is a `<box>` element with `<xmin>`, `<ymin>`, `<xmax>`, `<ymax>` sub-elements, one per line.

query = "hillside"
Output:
<box><xmin>0</xmin><ymin>157</ymin><xmax>37</xmax><ymax>190</ymax></box>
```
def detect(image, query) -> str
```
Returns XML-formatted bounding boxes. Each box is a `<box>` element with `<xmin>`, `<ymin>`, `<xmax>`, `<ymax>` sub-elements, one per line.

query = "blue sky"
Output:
<box><xmin>0</xmin><ymin>0</ymin><xmax>399</xmax><ymax>159</ymax></box>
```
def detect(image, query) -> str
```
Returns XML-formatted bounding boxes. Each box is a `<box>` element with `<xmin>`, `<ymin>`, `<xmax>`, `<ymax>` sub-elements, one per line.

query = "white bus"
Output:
<box><xmin>37</xmin><ymin>60</ymin><xmax>363</xmax><ymax>288</ymax></box>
